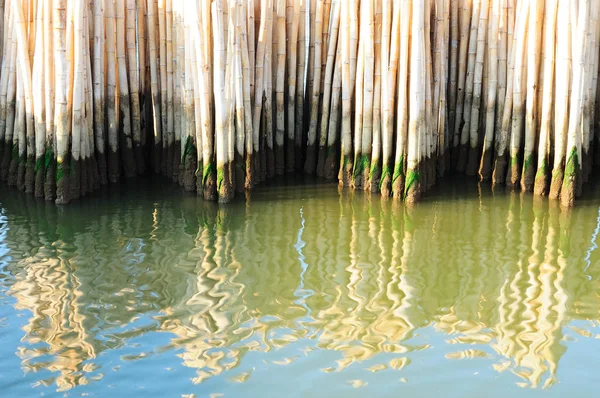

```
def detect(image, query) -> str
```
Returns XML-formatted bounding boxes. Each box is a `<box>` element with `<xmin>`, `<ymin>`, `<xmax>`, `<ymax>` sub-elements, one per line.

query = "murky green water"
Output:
<box><xmin>1</xmin><ymin>177</ymin><xmax>600</xmax><ymax>397</ymax></box>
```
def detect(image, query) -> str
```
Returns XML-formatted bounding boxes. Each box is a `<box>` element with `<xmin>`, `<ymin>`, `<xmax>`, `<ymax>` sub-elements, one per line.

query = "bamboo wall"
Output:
<box><xmin>0</xmin><ymin>0</ymin><xmax>599</xmax><ymax>206</ymax></box>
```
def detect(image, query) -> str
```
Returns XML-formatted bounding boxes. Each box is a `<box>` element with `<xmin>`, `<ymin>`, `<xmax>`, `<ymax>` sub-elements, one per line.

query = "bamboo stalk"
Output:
<box><xmin>116</xmin><ymin>0</ymin><xmax>137</xmax><ymax>178</ymax></box>
<box><xmin>294</xmin><ymin>0</ymin><xmax>306</xmax><ymax>170</ymax></box>
<box><xmin>405</xmin><ymin>0</ymin><xmax>425</xmax><ymax>204</ymax></box>
<box><xmin>506</xmin><ymin>2</ymin><xmax>530</xmax><ymax>187</ymax></box>
<box><xmin>391</xmin><ymin>0</ymin><xmax>411</xmax><ymax>198</ymax></box>
<box><xmin>339</xmin><ymin>0</ymin><xmax>353</xmax><ymax>185</ymax></box>
<box><xmin>456</xmin><ymin>0</ymin><xmax>480</xmax><ymax>173</ymax></box>
<box><xmin>274</xmin><ymin>0</ymin><xmax>285</xmax><ymax>175</ymax></box>
<box><xmin>465</xmin><ymin>0</ymin><xmax>488</xmax><ymax>176</ymax></box>
<box><xmin>304</xmin><ymin>0</ymin><xmax>323</xmax><ymax>175</ymax></box>
<box><xmin>533</xmin><ymin>0</ymin><xmax>557</xmax><ymax>195</ymax></box>
<box><xmin>520</xmin><ymin>0</ymin><xmax>543</xmax><ymax>191</ymax></box>
<box><xmin>316</xmin><ymin>0</ymin><xmax>339</xmax><ymax>177</ymax></box>
<box><xmin>369</xmin><ymin>0</ymin><xmax>382</xmax><ymax>192</ymax></box>
<box><xmin>561</xmin><ymin>0</ymin><xmax>590</xmax><ymax>207</ymax></box>
<box><xmin>53</xmin><ymin>0</ymin><xmax>69</xmax><ymax>203</ymax></box>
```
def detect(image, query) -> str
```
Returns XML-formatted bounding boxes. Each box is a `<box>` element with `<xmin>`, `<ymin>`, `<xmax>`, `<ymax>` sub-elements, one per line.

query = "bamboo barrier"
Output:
<box><xmin>1</xmin><ymin>0</ymin><xmax>600</xmax><ymax>207</ymax></box>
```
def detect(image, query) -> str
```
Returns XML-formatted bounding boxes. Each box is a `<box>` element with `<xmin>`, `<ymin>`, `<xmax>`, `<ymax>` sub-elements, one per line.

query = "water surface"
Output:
<box><xmin>1</xmin><ymin>177</ymin><xmax>600</xmax><ymax>397</ymax></box>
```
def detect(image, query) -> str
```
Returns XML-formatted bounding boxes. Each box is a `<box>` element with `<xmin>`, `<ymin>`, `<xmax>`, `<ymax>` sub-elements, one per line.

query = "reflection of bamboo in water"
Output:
<box><xmin>10</xmin><ymin>256</ymin><xmax>96</xmax><ymax>391</ymax></box>
<box><xmin>3</xmin><ymin>182</ymin><xmax>600</xmax><ymax>389</ymax></box>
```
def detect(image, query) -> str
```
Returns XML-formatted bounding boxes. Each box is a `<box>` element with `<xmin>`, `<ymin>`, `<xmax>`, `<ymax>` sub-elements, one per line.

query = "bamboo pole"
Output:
<box><xmin>369</xmin><ymin>0</ymin><xmax>382</xmax><ymax>192</ymax></box>
<box><xmin>116</xmin><ymin>0</ymin><xmax>137</xmax><ymax>178</ymax></box>
<box><xmin>456</xmin><ymin>0</ymin><xmax>480</xmax><ymax>173</ymax></box>
<box><xmin>561</xmin><ymin>0</ymin><xmax>590</xmax><ymax>207</ymax></box>
<box><xmin>294</xmin><ymin>0</ymin><xmax>306</xmax><ymax>170</ymax></box>
<box><xmin>391</xmin><ymin>0</ymin><xmax>411</xmax><ymax>198</ymax></box>
<box><xmin>520</xmin><ymin>0</ymin><xmax>543</xmax><ymax>191</ymax></box>
<box><xmin>405</xmin><ymin>0</ymin><xmax>425</xmax><ymax>204</ymax></box>
<box><xmin>304</xmin><ymin>0</ymin><xmax>323</xmax><ymax>175</ymax></box>
<box><xmin>466</xmin><ymin>0</ymin><xmax>488</xmax><ymax>176</ymax></box>
<box><xmin>359</xmin><ymin>0</ymin><xmax>375</xmax><ymax>189</ymax></box>
<box><xmin>316</xmin><ymin>0</ymin><xmax>339</xmax><ymax>177</ymax></box>
<box><xmin>285</xmin><ymin>0</ymin><xmax>299</xmax><ymax>172</ymax></box>
<box><xmin>533</xmin><ymin>0</ymin><xmax>557</xmax><ymax>195</ymax></box>
<box><xmin>339</xmin><ymin>0</ymin><xmax>353</xmax><ymax>185</ymax></box>
<box><xmin>506</xmin><ymin>2</ymin><xmax>530</xmax><ymax>187</ymax></box>
<box><xmin>274</xmin><ymin>0</ymin><xmax>285</xmax><ymax>175</ymax></box>
<box><xmin>53</xmin><ymin>0</ymin><xmax>69</xmax><ymax>203</ymax></box>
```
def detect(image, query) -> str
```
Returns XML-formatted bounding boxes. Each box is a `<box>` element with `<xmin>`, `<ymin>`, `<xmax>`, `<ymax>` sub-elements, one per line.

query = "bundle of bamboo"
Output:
<box><xmin>0</xmin><ymin>0</ymin><xmax>599</xmax><ymax>207</ymax></box>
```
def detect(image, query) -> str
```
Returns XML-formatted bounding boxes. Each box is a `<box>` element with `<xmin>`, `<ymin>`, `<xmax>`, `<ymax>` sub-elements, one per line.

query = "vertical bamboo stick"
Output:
<box><xmin>53</xmin><ymin>0</ymin><xmax>69</xmax><ymax>203</ymax></box>
<box><xmin>304</xmin><ymin>0</ymin><xmax>323</xmax><ymax>174</ymax></box>
<box><xmin>561</xmin><ymin>0</ymin><xmax>590</xmax><ymax>207</ymax></box>
<box><xmin>456</xmin><ymin>0</ymin><xmax>480</xmax><ymax>173</ymax></box>
<box><xmin>465</xmin><ymin>0</ymin><xmax>488</xmax><ymax>176</ymax></box>
<box><xmin>316</xmin><ymin>1</ymin><xmax>339</xmax><ymax>177</ymax></box>
<box><xmin>339</xmin><ymin>0</ymin><xmax>353</xmax><ymax>185</ymax></box>
<box><xmin>116</xmin><ymin>0</ymin><xmax>137</xmax><ymax>178</ymax></box>
<box><xmin>324</xmin><ymin>41</ymin><xmax>342</xmax><ymax>179</ymax></box>
<box><xmin>520</xmin><ymin>0</ymin><xmax>543</xmax><ymax>191</ymax></box>
<box><xmin>533</xmin><ymin>0</ymin><xmax>557</xmax><ymax>195</ymax></box>
<box><xmin>506</xmin><ymin>3</ymin><xmax>530</xmax><ymax>187</ymax></box>
<box><xmin>370</xmin><ymin>0</ymin><xmax>382</xmax><ymax>192</ymax></box>
<box><xmin>359</xmin><ymin>0</ymin><xmax>375</xmax><ymax>189</ymax></box>
<box><xmin>286</xmin><ymin>0</ymin><xmax>299</xmax><ymax>172</ymax></box>
<box><xmin>405</xmin><ymin>0</ymin><xmax>425</xmax><ymax>204</ymax></box>
<box><xmin>294</xmin><ymin>0</ymin><xmax>307</xmax><ymax>170</ymax></box>
<box><xmin>272</xmin><ymin>0</ymin><xmax>285</xmax><ymax>174</ymax></box>
<box><xmin>391</xmin><ymin>0</ymin><xmax>411</xmax><ymax>198</ymax></box>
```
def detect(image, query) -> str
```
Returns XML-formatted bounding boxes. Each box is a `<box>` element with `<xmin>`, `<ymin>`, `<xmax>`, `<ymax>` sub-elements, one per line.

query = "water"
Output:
<box><xmin>1</xmin><ymin>177</ymin><xmax>600</xmax><ymax>397</ymax></box>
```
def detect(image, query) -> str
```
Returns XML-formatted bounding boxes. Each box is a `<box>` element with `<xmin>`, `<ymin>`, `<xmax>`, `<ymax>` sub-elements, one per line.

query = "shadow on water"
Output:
<box><xmin>0</xmin><ymin>176</ymin><xmax>600</xmax><ymax>394</ymax></box>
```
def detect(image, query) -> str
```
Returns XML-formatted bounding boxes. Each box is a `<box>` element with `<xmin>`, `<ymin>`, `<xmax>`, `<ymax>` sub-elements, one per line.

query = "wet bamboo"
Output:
<box><xmin>70</xmin><ymin>0</ymin><xmax>84</xmax><ymax>200</ymax></box>
<box><xmin>199</xmin><ymin>0</ymin><xmax>216</xmax><ymax>200</ymax></box>
<box><xmin>492</xmin><ymin>0</ymin><xmax>521</xmax><ymax>184</ymax></box>
<box><xmin>506</xmin><ymin>3</ymin><xmax>529</xmax><ymax>187</ymax></box>
<box><xmin>451</xmin><ymin>0</ymin><xmax>471</xmax><ymax>168</ymax></box>
<box><xmin>92</xmin><ymin>0</ymin><xmax>106</xmax><ymax>184</ymax></box>
<box><xmin>466</xmin><ymin>0</ymin><xmax>488</xmax><ymax>176</ymax></box>
<box><xmin>370</xmin><ymin>0</ymin><xmax>382</xmax><ymax>192</ymax></box>
<box><xmin>43</xmin><ymin>0</ymin><xmax>54</xmax><ymax>199</ymax></box>
<box><xmin>391</xmin><ymin>0</ymin><xmax>410</xmax><ymax>198</ymax></box>
<box><xmin>405</xmin><ymin>0</ymin><xmax>425</xmax><ymax>204</ymax></box>
<box><xmin>456</xmin><ymin>0</ymin><xmax>480</xmax><ymax>173</ymax></box>
<box><xmin>238</xmin><ymin>0</ymin><xmax>253</xmax><ymax>191</ymax></box>
<box><xmin>274</xmin><ymin>0</ymin><xmax>285</xmax><ymax>175</ymax></box>
<box><xmin>234</xmin><ymin>0</ymin><xmax>245</xmax><ymax>193</ymax></box>
<box><xmin>262</xmin><ymin>0</ymin><xmax>274</xmax><ymax>180</ymax></box>
<box><xmin>352</xmin><ymin>36</ymin><xmax>364</xmax><ymax>187</ymax></box>
<box><xmin>127</xmin><ymin>0</ymin><xmax>144</xmax><ymax>174</ymax></box>
<box><xmin>285</xmin><ymin>0</ymin><xmax>299</xmax><ymax>172</ymax></box>
<box><xmin>116</xmin><ymin>0</ymin><xmax>137</xmax><ymax>178</ymax></box>
<box><xmin>324</xmin><ymin>42</ymin><xmax>342</xmax><ymax>179</ymax></box>
<box><xmin>379</xmin><ymin>0</ymin><xmax>397</xmax><ymax>196</ymax></box>
<box><xmin>520</xmin><ymin>0</ymin><xmax>543</xmax><ymax>191</ymax></box>
<box><xmin>359</xmin><ymin>0</ymin><xmax>375</xmax><ymax>189</ymax></box>
<box><xmin>480</xmin><ymin>0</ymin><xmax>504</xmax><ymax>180</ymax></box>
<box><xmin>316</xmin><ymin>0</ymin><xmax>339</xmax><ymax>177</ymax></box>
<box><xmin>11</xmin><ymin>0</ymin><xmax>35</xmax><ymax>193</ymax></box>
<box><xmin>304</xmin><ymin>0</ymin><xmax>323</xmax><ymax>175</ymax></box>
<box><xmin>533</xmin><ymin>0</ymin><xmax>557</xmax><ymax>196</ymax></box>
<box><xmin>32</xmin><ymin>0</ymin><xmax>45</xmax><ymax>196</ymax></box>
<box><xmin>561</xmin><ymin>0</ymin><xmax>590</xmax><ymax>207</ymax></box>
<box><xmin>213</xmin><ymin>0</ymin><xmax>232</xmax><ymax>203</ymax></box>
<box><xmin>448</xmin><ymin>0</ymin><xmax>458</xmax><ymax>164</ymax></box>
<box><xmin>0</xmin><ymin>6</ymin><xmax>13</xmax><ymax>178</ymax></box>
<box><xmin>158</xmin><ymin>0</ymin><xmax>167</xmax><ymax>174</ymax></box>
<box><xmin>53</xmin><ymin>0</ymin><xmax>69</xmax><ymax>203</ymax></box>
<box><xmin>294</xmin><ymin>0</ymin><xmax>306</xmax><ymax>170</ymax></box>
<box><xmin>339</xmin><ymin>0</ymin><xmax>352</xmax><ymax>185</ymax></box>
